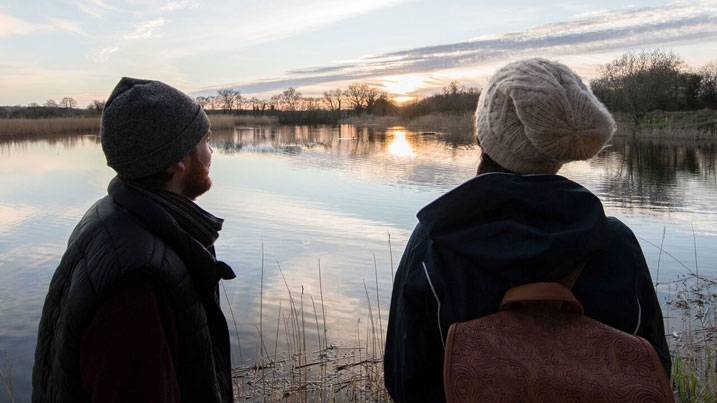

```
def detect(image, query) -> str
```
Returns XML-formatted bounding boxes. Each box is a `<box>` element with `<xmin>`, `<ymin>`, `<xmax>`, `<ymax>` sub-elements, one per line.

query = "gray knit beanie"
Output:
<box><xmin>100</xmin><ymin>77</ymin><xmax>210</xmax><ymax>179</ymax></box>
<box><xmin>475</xmin><ymin>58</ymin><xmax>615</xmax><ymax>174</ymax></box>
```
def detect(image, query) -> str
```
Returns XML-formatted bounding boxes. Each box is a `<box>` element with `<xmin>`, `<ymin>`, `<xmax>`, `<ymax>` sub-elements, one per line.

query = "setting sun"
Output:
<box><xmin>382</xmin><ymin>75</ymin><xmax>426</xmax><ymax>98</ymax></box>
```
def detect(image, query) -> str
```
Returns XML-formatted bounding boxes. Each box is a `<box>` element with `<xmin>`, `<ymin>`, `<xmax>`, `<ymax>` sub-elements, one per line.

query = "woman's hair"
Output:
<box><xmin>477</xmin><ymin>152</ymin><xmax>515</xmax><ymax>175</ymax></box>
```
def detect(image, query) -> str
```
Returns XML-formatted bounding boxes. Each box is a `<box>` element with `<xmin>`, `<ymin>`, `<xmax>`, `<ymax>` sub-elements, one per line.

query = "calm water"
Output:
<box><xmin>1</xmin><ymin>125</ymin><xmax>716</xmax><ymax>402</ymax></box>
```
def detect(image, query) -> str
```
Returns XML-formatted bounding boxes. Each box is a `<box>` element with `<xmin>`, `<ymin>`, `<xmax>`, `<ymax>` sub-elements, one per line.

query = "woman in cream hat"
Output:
<box><xmin>384</xmin><ymin>58</ymin><xmax>671</xmax><ymax>402</ymax></box>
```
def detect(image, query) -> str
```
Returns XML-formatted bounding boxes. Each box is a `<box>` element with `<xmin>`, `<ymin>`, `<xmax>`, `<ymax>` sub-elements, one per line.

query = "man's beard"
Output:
<box><xmin>183</xmin><ymin>152</ymin><xmax>212</xmax><ymax>200</ymax></box>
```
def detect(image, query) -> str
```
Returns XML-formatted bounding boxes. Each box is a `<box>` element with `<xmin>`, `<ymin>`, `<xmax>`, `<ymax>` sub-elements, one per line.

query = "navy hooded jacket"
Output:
<box><xmin>384</xmin><ymin>172</ymin><xmax>671</xmax><ymax>403</ymax></box>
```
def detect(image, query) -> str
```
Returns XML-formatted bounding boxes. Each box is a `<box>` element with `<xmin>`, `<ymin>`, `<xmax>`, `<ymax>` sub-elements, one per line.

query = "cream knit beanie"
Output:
<box><xmin>475</xmin><ymin>58</ymin><xmax>615</xmax><ymax>174</ymax></box>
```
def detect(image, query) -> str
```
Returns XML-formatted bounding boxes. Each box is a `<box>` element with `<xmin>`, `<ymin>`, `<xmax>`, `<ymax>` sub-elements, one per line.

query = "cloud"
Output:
<box><xmin>124</xmin><ymin>17</ymin><xmax>165</xmax><ymax>40</ymax></box>
<box><xmin>0</xmin><ymin>13</ymin><xmax>40</xmax><ymax>36</ymax></box>
<box><xmin>91</xmin><ymin>47</ymin><xmax>119</xmax><ymax>63</ymax></box>
<box><xmin>0</xmin><ymin>13</ymin><xmax>86</xmax><ymax>37</ymax></box>
<box><xmin>162</xmin><ymin>0</ymin><xmax>197</xmax><ymax>11</ymax></box>
<box><xmin>217</xmin><ymin>1</ymin><xmax>717</xmax><ymax>96</ymax></box>
<box><xmin>71</xmin><ymin>0</ymin><xmax>115</xmax><ymax>18</ymax></box>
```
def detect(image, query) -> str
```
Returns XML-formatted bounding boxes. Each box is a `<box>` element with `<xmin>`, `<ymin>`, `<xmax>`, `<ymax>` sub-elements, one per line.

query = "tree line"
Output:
<box><xmin>3</xmin><ymin>49</ymin><xmax>716</xmax><ymax>130</ymax></box>
<box><xmin>590</xmin><ymin>50</ymin><xmax>717</xmax><ymax>130</ymax></box>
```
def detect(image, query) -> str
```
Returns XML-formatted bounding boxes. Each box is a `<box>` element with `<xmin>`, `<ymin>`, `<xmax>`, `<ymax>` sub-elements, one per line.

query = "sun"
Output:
<box><xmin>382</xmin><ymin>75</ymin><xmax>426</xmax><ymax>99</ymax></box>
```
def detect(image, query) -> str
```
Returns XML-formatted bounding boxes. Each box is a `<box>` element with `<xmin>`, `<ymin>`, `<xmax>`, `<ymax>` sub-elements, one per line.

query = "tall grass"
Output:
<box><xmin>647</xmin><ymin>227</ymin><xmax>717</xmax><ymax>402</ymax></box>
<box><xmin>340</xmin><ymin>112</ymin><xmax>474</xmax><ymax>133</ymax></box>
<box><xmin>667</xmin><ymin>273</ymin><xmax>717</xmax><ymax>402</ymax></box>
<box><xmin>0</xmin><ymin>352</ymin><xmax>15</xmax><ymax>403</ymax></box>
<box><xmin>208</xmin><ymin>114</ymin><xmax>279</xmax><ymax>130</ymax></box>
<box><xmin>231</xmin><ymin>247</ymin><xmax>391</xmax><ymax>402</ymax></box>
<box><xmin>0</xmin><ymin>114</ymin><xmax>279</xmax><ymax>137</ymax></box>
<box><xmin>0</xmin><ymin>117</ymin><xmax>100</xmax><ymax>136</ymax></box>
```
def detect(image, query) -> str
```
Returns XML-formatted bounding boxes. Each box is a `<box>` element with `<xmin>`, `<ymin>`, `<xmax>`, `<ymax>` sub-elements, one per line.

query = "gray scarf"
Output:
<box><xmin>128</xmin><ymin>183</ymin><xmax>223</xmax><ymax>249</ymax></box>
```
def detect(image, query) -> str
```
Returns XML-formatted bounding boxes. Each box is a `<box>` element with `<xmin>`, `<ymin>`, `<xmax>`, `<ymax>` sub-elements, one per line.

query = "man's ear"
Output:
<box><xmin>166</xmin><ymin>159</ymin><xmax>187</xmax><ymax>175</ymax></box>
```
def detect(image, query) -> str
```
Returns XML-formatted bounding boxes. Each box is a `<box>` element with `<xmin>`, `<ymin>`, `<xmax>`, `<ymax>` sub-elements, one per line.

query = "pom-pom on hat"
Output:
<box><xmin>100</xmin><ymin>77</ymin><xmax>210</xmax><ymax>180</ymax></box>
<box><xmin>475</xmin><ymin>58</ymin><xmax>615</xmax><ymax>174</ymax></box>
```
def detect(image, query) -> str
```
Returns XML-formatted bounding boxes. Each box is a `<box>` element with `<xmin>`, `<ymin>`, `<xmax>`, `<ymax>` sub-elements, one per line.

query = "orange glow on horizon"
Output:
<box><xmin>382</xmin><ymin>74</ymin><xmax>425</xmax><ymax>100</ymax></box>
<box><xmin>392</xmin><ymin>96</ymin><xmax>416</xmax><ymax>104</ymax></box>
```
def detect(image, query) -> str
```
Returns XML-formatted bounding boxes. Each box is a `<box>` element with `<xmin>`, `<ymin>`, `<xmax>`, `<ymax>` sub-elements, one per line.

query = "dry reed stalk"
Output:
<box><xmin>0</xmin><ymin>117</ymin><xmax>100</xmax><ymax>136</ymax></box>
<box><xmin>233</xmin><ymin>253</ymin><xmax>391</xmax><ymax>402</ymax></box>
<box><xmin>207</xmin><ymin>114</ymin><xmax>279</xmax><ymax>130</ymax></box>
<box><xmin>220</xmin><ymin>281</ymin><xmax>243</xmax><ymax>397</ymax></box>
<box><xmin>0</xmin><ymin>353</ymin><xmax>14</xmax><ymax>403</ymax></box>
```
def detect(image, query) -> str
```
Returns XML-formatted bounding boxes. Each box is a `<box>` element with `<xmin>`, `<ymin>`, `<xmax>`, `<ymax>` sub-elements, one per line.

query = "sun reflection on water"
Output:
<box><xmin>387</xmin><ymin>130</ymin><xmax>415</xmax><ymax>157</ymax></box>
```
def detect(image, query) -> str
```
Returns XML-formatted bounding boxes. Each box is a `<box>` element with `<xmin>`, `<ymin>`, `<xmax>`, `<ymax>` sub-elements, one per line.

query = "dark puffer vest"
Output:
<box><xmin>32</xmin><ymin>177</ymin><xmax>236</xmax><ymax>403</ymax></box>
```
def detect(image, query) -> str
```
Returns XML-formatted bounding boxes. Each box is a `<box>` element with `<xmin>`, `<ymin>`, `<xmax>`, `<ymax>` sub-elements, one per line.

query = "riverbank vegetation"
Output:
<box><xmin>2</xmin><ymin>49</ymin><xmax>715</xmax><ymax>138</ymax></box>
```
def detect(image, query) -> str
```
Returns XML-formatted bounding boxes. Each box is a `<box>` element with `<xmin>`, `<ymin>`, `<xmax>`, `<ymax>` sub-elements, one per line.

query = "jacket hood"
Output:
<box><xmin>416</xmin><ymin>172</ymin><xmax>612</xmax><ymax>283</ymax></box>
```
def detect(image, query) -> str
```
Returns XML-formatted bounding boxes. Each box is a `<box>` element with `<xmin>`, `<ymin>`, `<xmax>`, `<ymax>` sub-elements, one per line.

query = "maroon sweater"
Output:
<box><xmin>80</xmin><ymin>281</ymin><xmax>181</xmax><ymax>402</ymax></box>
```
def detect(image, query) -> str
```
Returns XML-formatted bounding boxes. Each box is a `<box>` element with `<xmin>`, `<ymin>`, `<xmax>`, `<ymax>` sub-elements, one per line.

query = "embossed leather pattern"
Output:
<box><xmin>443</xmin><ymin>283</ymin><xmax>674</xmax><ymax>403</ymax></box>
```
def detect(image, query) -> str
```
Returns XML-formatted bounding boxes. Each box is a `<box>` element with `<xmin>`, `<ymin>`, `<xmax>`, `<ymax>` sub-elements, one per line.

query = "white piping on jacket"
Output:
<box><xmin>633</xmin><ymin>298</ymin><xmax>642</xmax><ymax>335</ymax></box>
<box><xmin>422</xmin><ymin>261</ymin><xmax>445</xmax><ymax>349</ymax></box>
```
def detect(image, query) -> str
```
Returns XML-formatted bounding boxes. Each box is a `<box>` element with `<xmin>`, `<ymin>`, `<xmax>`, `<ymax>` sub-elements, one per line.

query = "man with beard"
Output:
<box><xmin>33</xmin><ymin>77</ymin><xmax>236</xmax><ymax>403</ymax></box>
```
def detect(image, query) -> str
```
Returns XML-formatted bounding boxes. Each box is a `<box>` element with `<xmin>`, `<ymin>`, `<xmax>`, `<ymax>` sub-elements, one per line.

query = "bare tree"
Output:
<box><xmin>248</xmin><ymin>97</ymin><xmax>262</xmax><ymax>111</ymax></box>
<box><xmin>365</xmin><ymin>87</ymin><xmax>381</xmax><ymax>114</ymax></box>
<box><xmin>592</xmin><ymin>49</ymin><xmax>683</xmax><ymax>129</ymax></box>
<box><xmin>44</xmin><ymin>99</ymin><xmax>58</xmax><ymax>108</ymax></box>
<box><xmin>344</xmin><ymin>83</ymin><xmax>369</xmax><ymax>111</ymax></box>
<box><xmin>87</xmin><ymin>99</ymin><xmax>105</xmax><ymax>112</ymax></box>
<box><xmin>442</xmin><ymin>80</ymin><xmax>464</xmax><ymax>96</ymax></box>
<box><xmin>217</xmin><ymin>88</ymin><xmax>241</xmax><ymax>111</ymax></box>
<box><xmin>60</xmin><ymin>97</ymin><xmax>78</xmax><ymax>110</ymax></box>
<box><xmin>323</xmin><ymin>88</ymin><xmax>344</xmax><ymax>111</ymax></box>
<box><xmin>344</xmin><ymin>83</ymin><xmax>382</xmax><ymax>113</ymax></box>
<box><xmin>698</xmin><ymin>60</ymin><xmax>717</xmax><ymax>109</ymax></box>
<box><xmin>195</xmin><ymin>96</ymin><xmax>210</xmax><ymax>110</ymax></box>
<box><xmin>268</xmin><ymin>95</ymin><xmax>280</xmax><ymax>111</ymax></box>
<box><xmin>278</xmin><ymin>87</ymin><xmax>302</xmax><ymax>111</ymax></box>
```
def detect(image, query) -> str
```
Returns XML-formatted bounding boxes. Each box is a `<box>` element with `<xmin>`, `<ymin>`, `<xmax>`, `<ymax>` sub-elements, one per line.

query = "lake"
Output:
<box><xmin>1</xmin><ymin>124</ymin><xmax>716</xmax><ymax>402</ymax></box>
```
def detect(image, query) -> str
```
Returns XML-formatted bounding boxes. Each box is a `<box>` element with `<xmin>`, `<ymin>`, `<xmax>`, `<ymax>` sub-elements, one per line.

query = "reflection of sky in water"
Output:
<box><xmin>1</xmin><ymin>128</ymin><xmax>716</xmax><ymax>400</ymax></box>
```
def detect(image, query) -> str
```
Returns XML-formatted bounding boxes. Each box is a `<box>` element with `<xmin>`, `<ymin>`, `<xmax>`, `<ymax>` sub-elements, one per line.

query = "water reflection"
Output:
<box><xmin>1</xmin><ymin>125</ymin><xmax>716</xmax><ymax>402</ymax></box>
<box><xmin>387</xmin><ymin>130</ymin><xmax>416</xmax><ymax>157</ymax></box>
<box><xmin>0</xmin><ymin>132</ymin><xmax>99</xmax><ymax>151</ymax></box>
<box><xmin>590</xmin><ymin>137</ymin><xmax>717</xmax><ymax>213</ymax></box>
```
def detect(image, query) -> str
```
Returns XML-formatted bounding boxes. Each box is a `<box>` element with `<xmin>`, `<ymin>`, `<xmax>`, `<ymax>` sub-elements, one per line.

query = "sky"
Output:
<box><xmin>1</xmin><ymin>0</ymin><xmax>716</xmax><ymax>107</ymax></box>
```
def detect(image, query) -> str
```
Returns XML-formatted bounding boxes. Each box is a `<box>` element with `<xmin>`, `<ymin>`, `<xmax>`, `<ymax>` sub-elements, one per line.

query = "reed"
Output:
<box><xmin>208</xmin><ymin>114</ymin><xmax>279</xmax><ymax>130</ymax></box>
<box><xmin>667</xmin><ymin>273</ymin><xmax>717</xmax><ymax>402</ymax></box>
<box><xmin>644</xmin><ymin>227</ymin><xmax>717</xmax><ymax>402</ymax></box>
<box><xmin>0</xmin><ymin>117</ymin><xmax>100</xmax><ymax>136</ymax></box>
<box><xmin>0</xmin><ymin>352</ymin><xmax>15</xmax><ymax>403</ymax></box>
<box><xmin>230</xmin><ymin>245</ymin><xmax>392</xmax><ymax>402</ymax></box>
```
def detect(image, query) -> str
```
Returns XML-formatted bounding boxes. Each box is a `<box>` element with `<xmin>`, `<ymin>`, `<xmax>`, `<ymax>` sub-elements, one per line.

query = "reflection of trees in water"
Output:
<box><xmin>212</xmin><ymin>124</ymin><xmax>475</xmax><ymax>159</ymax></box>
<box><xmin>594</xmin><ymin>136</ymin><xmax>717</xmax><ymax>210</ymax></box>
<box><xmin>0</xmin><ymin>132</ymin><xmax>99</xmax><ymax>153</ymax></box>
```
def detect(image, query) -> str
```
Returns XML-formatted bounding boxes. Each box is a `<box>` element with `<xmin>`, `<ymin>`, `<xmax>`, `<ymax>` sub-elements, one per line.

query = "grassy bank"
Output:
<box><xmin>613</xmin><ymin>109</ymin><xmax>717</xmax><ymax>139</ymax></box>
<box><xmin>340</xmin><ymin>112</ymin><xmax>474</xmax><ymax>133</ymax></box>
<box><xmin>0</xmin><ymin>117</ymin><xmax>100</xmax><ymax>136</ymax></box>
<box><xmin>3</xmin><ymin>110</ymin><xmax>715</xmax><ymax>140</ymax></box>
<box><xmin>0</xmin><ymin>114</ymin><xmax>278</xmax><ymax>137</ymax></box>
<box><xmin>207</xmin><ymin>114</ymin><xmax>279</xmax><ymax>130</ymax></box>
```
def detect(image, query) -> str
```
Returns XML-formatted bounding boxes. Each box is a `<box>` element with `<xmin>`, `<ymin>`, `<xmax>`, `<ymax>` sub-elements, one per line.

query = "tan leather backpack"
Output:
<box><xmin>443</xmin><ymin>278</ymin><xmax>674</xmax><ymax>402</ymax></box>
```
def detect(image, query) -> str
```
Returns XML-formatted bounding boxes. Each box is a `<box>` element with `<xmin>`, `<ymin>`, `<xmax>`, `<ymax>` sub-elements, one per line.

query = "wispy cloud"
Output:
<box><xmin>0</xmin><ymin>13</ymin><xmax>86</xmax><ymax>37</ymax></box>
<box><xmin>0</xmin><ymin>13</ymin><xmax>41</xmax><ymax>36</ymax></box>
<box><xmin>124</xmin><ymin>17</ymin><xmax>165</xmax><ymax>40</ymax></box>
<box><xmin>71</xmin><ymin>0</ymin><xmax>114</xmax><ymax>18</ymax></box>
<box><xmin>162</xmin><ymin>0</ymin><xmax>196</xmax><ymax>11</ymax></box>
<box><xmin>226</xmin><ymin>1</ymin><xmax>717</xmax><ymax>95</ymax></box>
<box><xmin>91</xmin><ymin>46</ymin><xmax>119</xmax><ymax>63</ymax></box>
